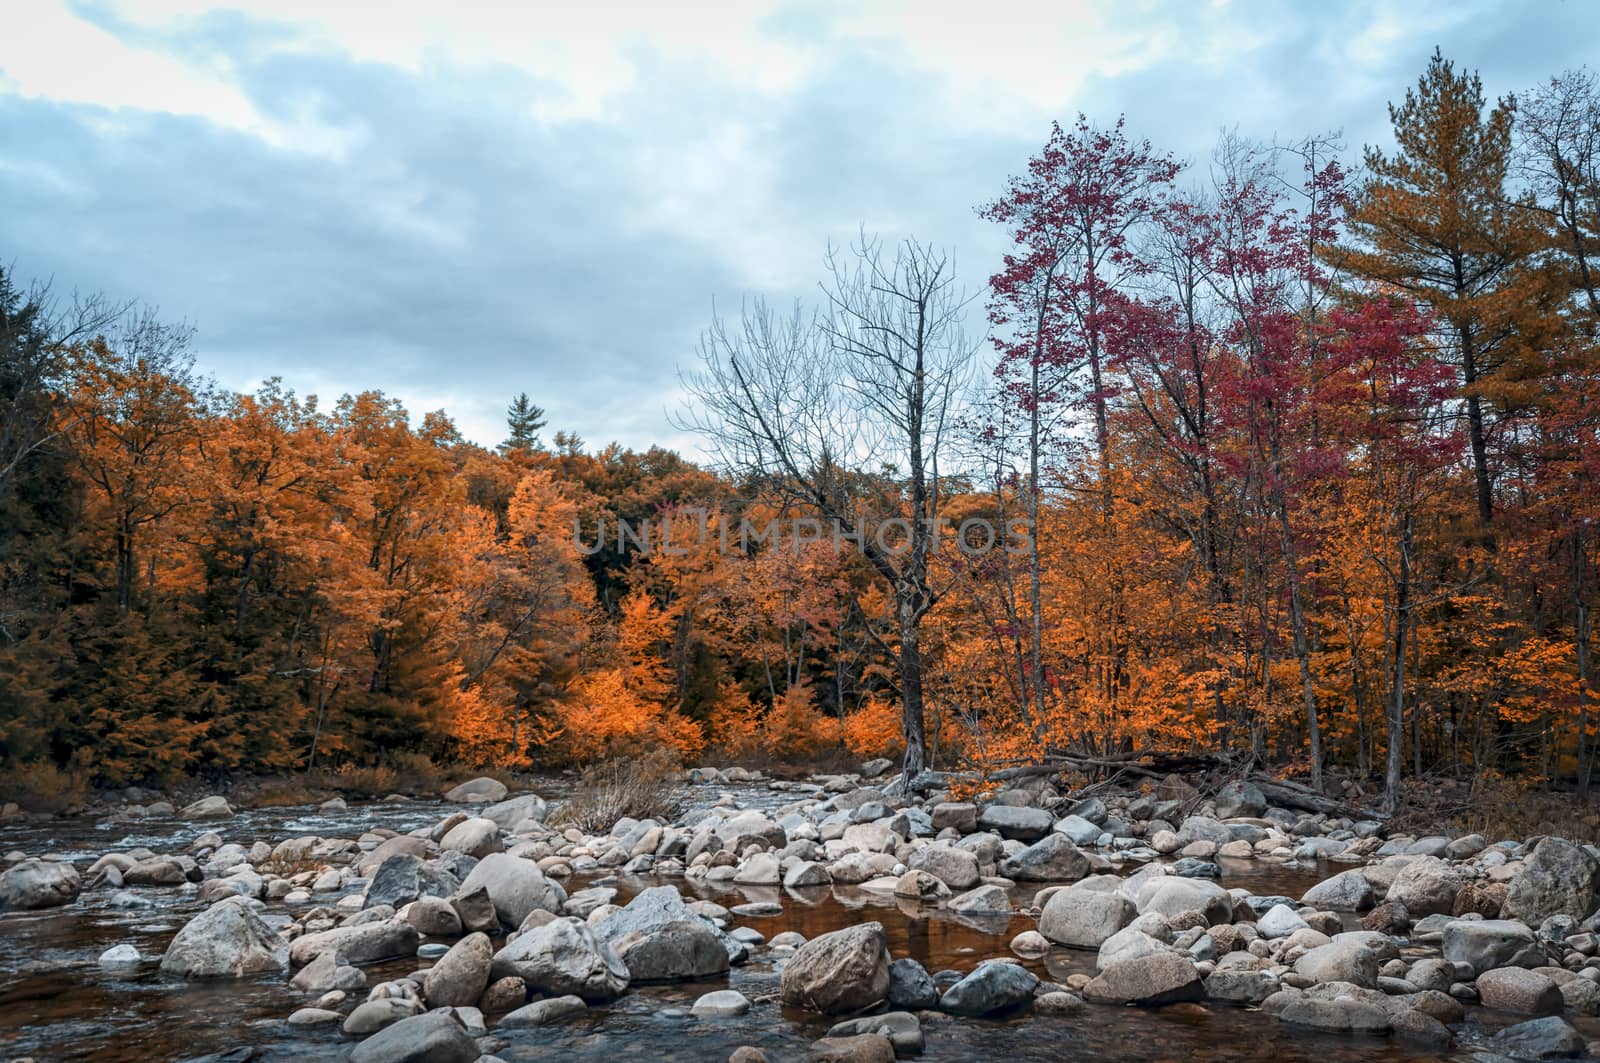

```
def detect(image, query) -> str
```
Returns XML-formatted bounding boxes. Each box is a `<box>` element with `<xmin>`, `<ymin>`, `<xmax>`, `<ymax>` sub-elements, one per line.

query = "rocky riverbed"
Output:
<box><xmin>2</xmin><ymin>767</ymin><xmax>1599</xmax><ymax>1062</ymax></box>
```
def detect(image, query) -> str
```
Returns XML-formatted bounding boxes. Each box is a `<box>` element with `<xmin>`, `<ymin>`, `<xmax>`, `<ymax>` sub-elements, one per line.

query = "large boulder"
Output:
<box><xmin>1214</xmin><ymin>780</ymin><xmax>1267</xmax><ymax>819</ymax></box>
<box><xmin>365</xmin><ymin>854</ymin><xmax>458</xmax><ymax>910</ymax></box>
<box><xmin>1477</xmin><ymin>967</ymin><xmax>1564</xmax><ymax>1016</ymax></box>
<box><xmin>422</xmin><ymin>932</ymin><xmax>492</xmax><ymax>1007</ymax></box>
<box><xmin>1039</xmin><ymin>886</ymin><xmax>1136</xmax><ymax>949</ymax></box>
<box><xmin>481</xmin><ymin>793</ymin><xmax>548</xmax><ymax>830</ymax></box>
<box><xmin>1505</xmin><ymin>838</ymin><xmax>1600</xmax><ymax>925</ymax></box>
<box><xmin>1135</xmin><ymin>876</ymin><xmax>1233</xmax><ymax>925</ymax></box>
<box><xmin>1083</xmin><ymin>952</ymin><xmax>1204</xmax><ymax>1005</ymax></box>
<box><xmin>1442</xmin><ymin>919</ymin><xmax>1543</xmax><ymax>977</ymax></box>
<box><xmin>492</xmin><ymin>917</ymin><xmax>629</xmax><ymax>1001</ymax></box>
<box><xmin>440</xmin><ymin>817</ymin><xmax>502</xmax><ymax>859</ymax></box>
<box><xmin>1491</xmin><ymin>1016</ymin><xmax>1587</xmax><ymax>1060</ymax></box>
<box><xmin>594</xmin><ymin>886</ymin><xmax>729</xmax><ymax>982</ymax></box>
<box><xmin>443</xmin><ymin>777</ymin><xmax>508</xmax><ymax>803</ymax></box>
<box><xmin>907</xmin><ymin>847</ymin><xmax>980</xmax><ymax>890</ymax></box>
<box><xmin>888</xmin><ymin>958</ymin><xmax>940</xmax><ymax>1009</ymax></box>
<box><xmin>289</xmin><ymin>918</ymin><xmax>419</xmax><ymax>967</ymax></box>
<box><xmin>1386</xmin><ymin>856</ymin><xmax>1466</xmax><ymax>918</ymax></box>
<box><xmin>179</xmin><ymin>795</ymin><xmax>233</xmax><ymax>820</ymax></box>
<box><xmin>938</xmin><ymin>961</ymin><xmax>1039</xmax><ymax>1017</ymax></box>
<box><xmin>780</xmin><ymin>922</ymin><xmax>891</xmax><ymax>1014</ymax></box>
<box><xmin>1277</xmin><ymin>997</ymin><xmax>1391</xmax><ymax>1036</ymax></box>
<box><xmin>348</xmin><ymin>1010</ymin><xmax>479</xmax><ymax>1063</ymax></box>
<box><xmin>457</xmin><ymin>852</ymin><xmax>563</xmax><ymax>928</ymax></box>
<box><xmin>0</xmin><ymin>859</ymin><xmax>80</xmax><ymax>910</ymax></box>
<box><xmin>160</xmin><ymin>899</ymin><xmax>288</xmax><ymax>978</ymax></box>
<box><xmin>1293</xmin><ymin>941</ymin><xmax>1378</xmax><ymax>988</ymax></box>
<box><xmin>977</xmin><ymin>805</ymin><xmax>1053</xmax><ymax>842</ymax></box>
<box><xmin>1300</xmin><ymin>870</ymin><xmax>1375</xmax><ymax>912</ymax></box>
<box><xmin>716</xmin><ymin>811</ymin><xmax>787</xmax><ymax>852</ymax></box>
<box><xmin>999</xmin><ymin>834</ymin><xmax>1089</xmax><ymax>882</ymax></box>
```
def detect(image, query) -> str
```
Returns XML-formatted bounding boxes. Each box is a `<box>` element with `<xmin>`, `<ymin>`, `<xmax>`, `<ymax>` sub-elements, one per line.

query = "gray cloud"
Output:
<box><xmin>1</xmin><ymin>2</ymin><xmax>1594</xmax><ymax>451</ymax></box>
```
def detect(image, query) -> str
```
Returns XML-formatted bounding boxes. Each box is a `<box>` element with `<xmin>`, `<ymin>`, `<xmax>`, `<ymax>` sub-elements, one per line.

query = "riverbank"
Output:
<box><xmin>2</xmin><ymin>765</ymin><xmax>1598</xmax><ymax>1061</ymax></box>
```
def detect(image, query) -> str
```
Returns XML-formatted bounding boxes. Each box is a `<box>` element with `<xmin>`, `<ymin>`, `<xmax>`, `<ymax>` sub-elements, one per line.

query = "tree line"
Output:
<box><xmin>3</xmin><ymin>53</ymin><xmax>1598</xmax><ymax>809</ymax></box>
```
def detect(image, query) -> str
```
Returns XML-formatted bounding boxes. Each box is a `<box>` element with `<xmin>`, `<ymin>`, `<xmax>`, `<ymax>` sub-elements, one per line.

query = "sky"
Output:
<box><xmin>2</xmin><ymin>1</ymin><xmax>1596</xmax><ymax>454</ymax></box>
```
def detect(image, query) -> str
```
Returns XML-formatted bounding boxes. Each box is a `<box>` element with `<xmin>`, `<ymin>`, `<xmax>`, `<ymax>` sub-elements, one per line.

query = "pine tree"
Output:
<box><xmin>501</xmin><ymin>393</ymin><xmax>547</xmax><ymax>453</ymax></box>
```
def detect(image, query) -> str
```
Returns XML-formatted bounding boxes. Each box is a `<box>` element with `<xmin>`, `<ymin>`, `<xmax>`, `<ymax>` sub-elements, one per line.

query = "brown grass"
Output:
<box><xmin>0</xmin><ymin>761</ymin><xmax>91</xmax><ymax>814</ymax></box>
<box><xmin>549</xmin><ymin>752</ymin><xmax>688</xmax><ymax>833</ymax></box>
<box><xmin>1390</xmin><ymin>774</ymin><xmax>1600</xmax><ymax>843</ymax></box>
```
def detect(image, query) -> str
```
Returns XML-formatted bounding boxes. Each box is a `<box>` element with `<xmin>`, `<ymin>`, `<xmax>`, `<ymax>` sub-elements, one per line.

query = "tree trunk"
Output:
<box><xmin>898</xmin><ymin>598</ymin><xmax>927</xmax><ymax>778</ymax></box>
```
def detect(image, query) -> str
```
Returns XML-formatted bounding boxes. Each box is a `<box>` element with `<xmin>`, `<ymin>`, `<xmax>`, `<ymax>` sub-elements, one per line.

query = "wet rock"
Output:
<box><xmin>365</xmin><ymin>854</ymin><xmax>458</xmax><ymax>910</ymax></box>
<box><xmin>1203</xmin><ymin>969</ymin><xmax>1278</xmax><ymax>1004</ymax></box>
<box><xmin>1453</xmin><ymin>881</ymin><xmax>1504</xmax><ymax>918</ymax></box>
<box><xmin>1135</xmin><ymin>876</ymin><xmax>1233</xmax><ymax>925</ymax></box>
<box><xmin>999</xmin><ymin>833</ymin><xmax>1089</xmax><ymax>882</ymax></box>
<box><xmin>826</xmin><ymin>1012</ymin><xmax>923</xmax><ymax>1055</ymax></box>
<box><xmin>784</xmin><ymin>861</ymin><xmax>832</xmax><ymax>889</ymax></box>
<box><xmin>1010</xmin><ymin>930</ymin><xmax>1051</xmax><ymax>957</ymax></box>
<box><xmin>1491</xmin><ymin>1015</ymin><xmax>1587</xmax><ymax>1059</ymax></box>
<box><xmin>948</xmin><ymin>884</ymin><xmax>1010</xmax><ymax>914</ymax></box>
<box><xmin>1256</xmin><ymin>904</ymin><xmax>1310</xmax><ymax>939</ymax></box>
<box><xmin>457</xmin><ymin>852</ymin><xmax>564</xmax><ymax>929</ymax></box>
<box><xmin>810</xmin><ymin>1034</ymin><xmax>895</xmax><ymax>1063</ymax></box>
<box><xmin>888</xmin><ymin>957</ymin><xmax>940</xmax><ymax>1009</ymax></box>
<box><xmin>404</xmin><ymin>894</ymin><xmax>462</xmax><ymax>937</ymax></box>
<box><xmin>124</xmin><ymin>857</ymin><xmax>188</xmax><ymax>886</ymax></box>
<box><xmin>443</xmin><ymin>777</ymin><xmax>508</xmax><ymax>803</ymax></box>
<box><xmin>289</xmin><ymin>917</ymin><xmax>419</xmax><ymax>967</ymax></box>
<box><xmin>497</xmin><ymin>994</ymin><xmax>587</xmax><ymax>1028</ymax></box>
<box><xmin>0</xmin><ymin>859</ymin><xmax>80</xmax><ymax>910</ymax></box>
<box><xmin>423</xmin><ymin>931</ymin><xmax>493</xmax><ymax>1007</ymax></box>
<box><xmin>1276</xmin><ymin>997</ymin><xmax>1391</xmax><ymax>1036</ymax></box>
<box><xmin>939</xmin><ymin>960</ymin><xmax>1039</xmax><ymax>1016</ymax></box>
<box><xmin>717</xmin><ymin>811</ymin><xmax>787</xmax><ymax>851</ymax></box>
<box><xmin>1361</xmin><ymin>900</ymin><xmax>1408</xmax><ymax>934</ymax></box>
<box><xmin>594</xmin><ymin>885</ymin><xmax>729</xmax><ymax>982</ymax></box>
<box><xmin>692</xmin><ymin>989</ymin><xmax>752</xmax><ymax>1016</ymax></box>
<box><xmin>1039</xmin><ymin>886</ymin><xmax>1136</xmax><ymax>949</ymax></box>
<box><xmin>450</xmin><ymin>884</ymin><xmax>500</xmax><ymax>934</ymax></box>
<box><xmin>780</xmin><ymin>921</ymin><xmax>891</xmax><ymax>1014</ymax></box>
<box><xmin>98</xmin><ymin>943</ymin><xmax>141</xmax><ymax>967</ymax></box>
<box><xmin>1505</xmin><ymin>838</ymin><xmax>1600</xmax><ymax>925</ymax></box>
<box><xmin>1477</xmin><ymin>967</ymin><xmax>1564</xmax><ymax>1015</ymax></box>
<box><xmin>1083</xmin><ymin>952</ymin><xmax>1204</xmax><ymax>1005</ymax></box>
<box><xmin>160</xmin><ymin>899</ymin><xmax>288</xmax><ymax>978</ymax></box>
<box><xmin>931</xmin><ymin>802</ymin><xmax>977</xmax><ymax>833</ymax></box>
<box><xmin>491</xmin><ymin>917</ymin><xmax>629</xmax><ymax>1001</ymax></box>
<box><xmin>348</xmin><ymin>1009</ymin><xmax>478</xmax><ymax>1063</ymax></box>
<box><xmin>286</xmin><ymin>1007</ymin><xmax>341</xmax><ymax>1026</ymax></box>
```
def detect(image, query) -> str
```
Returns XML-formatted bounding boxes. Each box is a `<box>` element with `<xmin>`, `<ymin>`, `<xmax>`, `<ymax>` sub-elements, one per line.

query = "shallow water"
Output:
<box><xmin>0</xmin><ymin>786</ymin><xmax>1570</xmax><ymax>1062</ymax></box>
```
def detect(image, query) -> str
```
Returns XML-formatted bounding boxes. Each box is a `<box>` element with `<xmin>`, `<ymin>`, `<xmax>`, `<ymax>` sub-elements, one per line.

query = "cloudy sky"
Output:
<box><xmin>2</xmin><ymin>2</ymin><xmax>1595</xmax><ymax>453</ymax></box>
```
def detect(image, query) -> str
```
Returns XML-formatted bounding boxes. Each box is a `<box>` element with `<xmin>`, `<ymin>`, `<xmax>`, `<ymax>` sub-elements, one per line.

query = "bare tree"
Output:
<box><xmin>679</xmin><ymin>234</ymin><xmax>977</xmax><ymax>779</ymax></box>
<box><xmin>1516</xmin><ymin>68</ymin><xmax>1600</xmax><ymax>322</ymax></box>
<box><xmin>0</xmin><ymin>266</ymin><xmax>125</xmax><ymax>501</ymax></box>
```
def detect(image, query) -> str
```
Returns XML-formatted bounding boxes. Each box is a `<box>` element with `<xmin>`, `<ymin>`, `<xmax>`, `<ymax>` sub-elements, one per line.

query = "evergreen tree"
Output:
<box><xmin>501</xmin><ymin>392</ymin><xmax>547</xmax><ymax>453</ymax></box>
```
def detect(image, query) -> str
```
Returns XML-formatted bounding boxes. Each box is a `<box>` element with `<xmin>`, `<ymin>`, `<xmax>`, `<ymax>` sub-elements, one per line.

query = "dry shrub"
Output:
<box><xmin>843</xmin><ymin>696</ymin><xmax>902</xmax><ymax>759</ymax></box>
<box><xmin>0</xmin><ymin>760</ymin><xmax>90</xmax><ymax>814</ymax></box>
<box><xmin>1394</xmin><ymin>773</ymin><xmax>1600</xmax><ymax>842</ymax></box>
<box><xmin>550</xmin><ymin>751</ymin><xmax>688</xmax><ymax>833</ymax></box>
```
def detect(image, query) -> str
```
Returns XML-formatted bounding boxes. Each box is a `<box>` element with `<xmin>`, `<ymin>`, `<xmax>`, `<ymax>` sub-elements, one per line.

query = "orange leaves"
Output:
<box><xmin>560</xmin><ymin>668</ymin><xmax>704</xmax><ymax>763</ymax></box>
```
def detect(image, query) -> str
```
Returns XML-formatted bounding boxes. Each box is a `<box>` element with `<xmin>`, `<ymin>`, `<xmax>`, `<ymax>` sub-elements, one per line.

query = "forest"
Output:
<box><xmin>3</xmin><ymin>52</ymin><xmax>1599</xmax><ymax>814</ymax></box>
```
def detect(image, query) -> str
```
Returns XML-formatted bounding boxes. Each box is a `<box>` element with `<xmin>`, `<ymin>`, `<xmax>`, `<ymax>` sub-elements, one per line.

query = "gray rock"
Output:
<box><xmin>289</xmin><ymin>918</ymin><xmax>419</xmax><ymax>967</ymax></box>
<box><xmin>1083</xmin><ymin>952</ymin><xmax>1204</xmax><ymax>1005</ymax></box>
<box><xmin>907</xmin><ymin>846</ymin><xmax>980</xmax><ymax>889</ymax></box>
<box><xmin>1293</xmin><ymin>941</ymin><xmax>1379</xmax><ymax>988</ymax></box>
<box><xmin>779</xmin><ymin>921</ymin><xmax>891</xmax><ymax>1014</ymax></box>
<box><xmin>498</xmin><ymin>994</ymin><xmax>587</xmax><ymax>1028</ymax></box>
<box><xmin>348</xmin><ymin>1010</ymin><xmax>479</xmax><ymax>1063</ymax></box>
<box><xmin>999</xmin><ymin>833</ymin><xmax>1089</xmax><ymax>882</ymax></box>
<box><xmin>422</xmin><ymin>931</ymin><xmax>492</xmax><ymax>1007</ymax></box>
<box><xmin>1386</xmin><ymin>856</ymin><xmax>1465</xmax><ymax>918</ymax></box>
<box><xmin>480</xmin><ymin>793</ymin><xmax>548</xmax><ymax>829</ymax></box>
<box><xmin>0</xmin><ymin>859</ymin><xmax>80</xmax><ymax>910</ymax></box>
<box><xmin>1442</xmin><ymin>919</ymin><xmax>1543</xmax><ymax>977</ymax></box>
<box><xmin>977</xmin><ymin>804</ymin><xmax>1053</xmax><ymax>842</ymax></box>
<box><xmin>443</xmin><ymin>777</ymin><xmax>508</xmax><ymax>803</ymax></box>
<box><xmin>1277</xmin><ymin>997</ymin><xmax>1391</xmax><ymax>1036</ymax></box>
<box><xmin>491</xmin><ymin>917</ymin><xmax>629</xmax><ymax>1001</ymax></box>
<box><xmin>365</xmin><ymin>854</ymin><xmax>458</xmax><ymax>910</ymax></box>
<box><xmin>179</xmin><ymin>796</ymin><xmax>234</xmax><ymax>820</ymax></box>
<box><xmin>888</xmin><ymin>957</ymin><xmax>939</xmax><ymax>1009</ymax></box>
<box><xmin>826</xmin><ymin>1012</ymin><xmax>923</xmax><ymax>1055</ymax></box>
<box><xmin>691</xmin><ymin>989</ymin><xmax>751</xmax><ymax>1016</ymax></box>
<box><xmin>594</xmin><ymin>885</ymin><xmax>729</xmax><ymax>982</ymax></box>
<box><xmin>1204</xmin><ymin>969</ymin><xmax>1278</xmax><ymax>1004</ymax></box>
<box><xmin>1300</xmin><ymin>870</ymin><xmax>1375</xmax><ymax>912</ymax></box>
<box><xmin>439</xmin><ymin>817</ymin><xmax>502</xmax><ymax>859</ymax></box>
<box><xmin>1214</xmin><ymin>781</ymin><xmax>1267</xmax><ymax>819</ymax></box>
<box><xmin>160</xmin><ymin>899</ymin><xmax>288</xmax><ymax>978</ymax></box>
<box><xmin>1505</xmin><ymin>838</ymin><xmax>1600</xmax><ymax>926</ymax></box>
<box><xmin>1135</xmin><ymin>876</ymin><xmax>1233</xmax><ymax>925</ymax></box>
<box><xmin>1039</xmin><ymin>886</ymin><xmax>1136</xmax><ymax>948</ymax></box>
<box><xmin>1491</xmin><ymin>1015</ymin><xmax>1587</xmax><ymax>1059</ymax></box>
<box><xmin>939</xmin><ymin>960</ymin><xmax>1039</xmax><ymax>1016</ymax></box>
<box><xmin>457</xmin><ymin>852</ymin><xmax>564</xmax><ymax>929</ymax></box>
<box><xmin>342</xmin><ymin>998</ymin><xmax>418</xmax><ymax>1036</ymax></box>
<box><xmin>1477</xmin><ymin>967</ymin><xmax>1564</xmax><ymax>1015</ymax></box>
